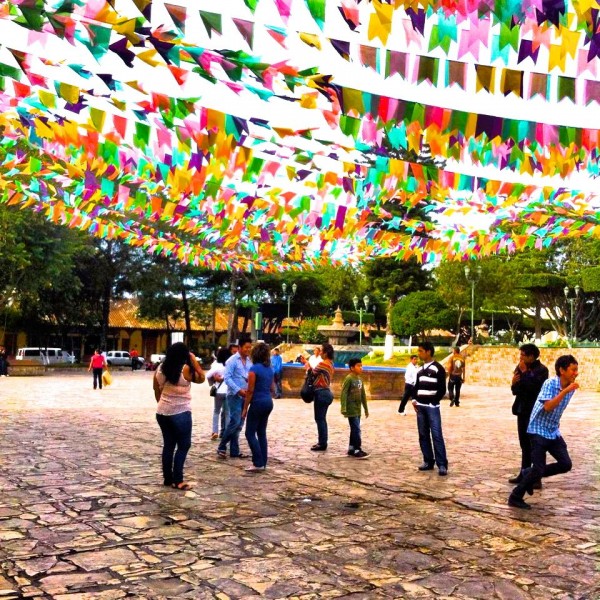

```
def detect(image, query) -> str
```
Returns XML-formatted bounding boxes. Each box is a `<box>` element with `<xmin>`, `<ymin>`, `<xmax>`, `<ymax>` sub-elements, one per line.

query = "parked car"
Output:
<box><xmin>16</xmin><ymin>348</ymin><xmax>76</xmax><ymax>365</ymax></box>
<box><xmin>105</xmin><ymin>350</ymin><xmax>143</xmax><ymax>367</ymax></box>
<box><xmin>146</xmin><ymin>353</ymin><xmax>166</xmax><ymax>371</ymax></box>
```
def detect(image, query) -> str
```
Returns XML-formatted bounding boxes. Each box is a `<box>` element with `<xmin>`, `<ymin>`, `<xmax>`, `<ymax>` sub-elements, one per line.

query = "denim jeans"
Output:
<box><xmin>273</xmin><ymin>373</ymin><xmax>282</xmax><ymax>398</ymax></box>
<box><xmin>448</xmin><ymin>376</ymin><xmax>462</xmax><ymax>405</ymax></box>
<box><xmin>416</xmin><ymin>405</ymin><xmax>447</xmax><ymax>468</ymax></box>
<box><xmin>512</xmin><ymin>434</ymin><xmax>572</xmax><ymax>499</ymax></box>
<box><xmin>245</xmin><ymin>400</ymin><xmax>273</xmax><ymax>468</ymax></box>
<box><xmin>218</xmin><ymin>394</ymin><xmax>244</xmax><ymax>457</ymax></box>
<box><xmin>313</xmin><ymin>388</ymin><xmax>333</xmax><ymax>448</ymax></box>
<box><xmin>92</xmin><ymin>368</ymin><xmax>103</xmax><ymax>389</ymax></box>
<box><xmin>212</xmin><ymin>394</ymin><xmax>229</xmax><ymax>436</ymax></box>
<box><xmin>348</xmin><ymin>416</ymin><xmax>361</xmax><ymax>452</ymax></box>
<box><xmin>517</xmin><ymin>410</ymin><xmax>533</xmax><ymax>470</ymax></box>
<box><xmin>156</xmin><ymin>411</ymin><xmax>192</xmax><ymax>485</ymax></box>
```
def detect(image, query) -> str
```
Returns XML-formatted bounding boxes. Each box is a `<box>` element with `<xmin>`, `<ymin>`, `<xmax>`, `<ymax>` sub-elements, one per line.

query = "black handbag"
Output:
<box><xmin>300</xmin><ymin>370</ymin><xmax>316</xmax><ymax>403</ymax></box>
<box><xmin>209</xmin><ymin>383</ymin><xmax>219</xmax><ymax>397</ymax></box>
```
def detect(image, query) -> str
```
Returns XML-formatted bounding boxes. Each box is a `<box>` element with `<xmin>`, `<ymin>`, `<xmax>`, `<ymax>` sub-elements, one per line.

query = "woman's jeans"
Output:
<box><xmin>92</xmin><ymin>368</ymin><xmax>103</xmax><ymax>389</ymax></box>
<box><xmin>156</xmin><ymin>411</ymin><xmax>192</xmax><ymax>485</ymax></box>
<box><xmin>212</xmin><ymin>394</ymin><xmax>229</xmax><ymax>436</ymax></box>
<box><xmin>218</xmin><ymin>394</ymin><xmax>244</xmax><ymax>457</ymax></box>
<box><xmin>416</xmin><ymin>405</ymin><xmax>447</xmax><ymax>468</ymax></box>
<box><xmin>245</xmin><ymin>400</ymin><xmax>273</xmax><ymax>468</ymax></box>
<box><xmin>313</xmin><ymin>388</ymin><xmax>334</xmax><ymax>448</ymax></box>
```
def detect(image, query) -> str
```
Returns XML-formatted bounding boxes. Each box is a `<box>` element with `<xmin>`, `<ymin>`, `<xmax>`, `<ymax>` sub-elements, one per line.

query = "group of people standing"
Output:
<box><xmin>152</xmin><ymin>338</ymin><xmax>580</xmax><ymax>510</ymax></box>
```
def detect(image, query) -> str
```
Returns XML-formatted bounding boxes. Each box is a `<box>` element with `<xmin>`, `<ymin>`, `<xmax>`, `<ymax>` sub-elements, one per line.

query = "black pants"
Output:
<box><xmin>517</xmin><ymin>410</ymin><xmax>533</xmax><ymax>470</ymax></box>
<box><xmin>512</xmin><ymin>434</ymin><xmax>572</xmax><ymax>499</ymax></box>
<box><xmin>398</xmin><ymin>383</ymin><xmax>414</xmax><ymax>413</ymax></box>
<box><xmin>448</xmin><ymin>376</ymin><xmax>462</xmax><ymax>405</ymax></box>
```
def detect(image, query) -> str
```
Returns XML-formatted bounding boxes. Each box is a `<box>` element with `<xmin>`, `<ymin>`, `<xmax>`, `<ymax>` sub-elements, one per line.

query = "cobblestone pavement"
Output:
<box><xmin>0</xmin><ymin>372</ymin><xmax>598</xmax><ymax>599</ymax></box>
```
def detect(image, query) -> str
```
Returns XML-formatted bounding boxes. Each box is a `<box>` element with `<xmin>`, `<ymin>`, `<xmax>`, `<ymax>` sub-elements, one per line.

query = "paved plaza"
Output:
<box><xmin>0</xmin><ymin>372</ymin><xmax>598</xmax><ymax>599</ymax></box>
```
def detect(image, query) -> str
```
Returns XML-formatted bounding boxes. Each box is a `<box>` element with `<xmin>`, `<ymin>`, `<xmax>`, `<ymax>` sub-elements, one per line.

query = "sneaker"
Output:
<box><xmin>438</xmin><ymin>466</ymin><xmax>448</xmax><ymax>476</ymax></box>
<box><xmin>211</xmin><ymin>433</ymin><xmax>219</xmax><ymax>440</ymax></box>
<box><xmin>310</xmin><ymin>444</ymin><xmax>327</xmax><ymax>452</ymax></box>
<box><xmin>347</xmin><ymin>450</ymin><xmax>355</xmax><ymax>456</ymax></box>
<box><xmin>508</xmin><ymin>494</ymin><xmax>531</xmax><ymax>509</ymax></box>
<box><xmin>418</xmin><ymin>463</ymin><xmax>435</xmax><ymax>471</ymax></box>
<box><xmin>353</xmin><ymin>450</ymin><xmax>370</xmax><ymax>459</ymax></box>
<box><xmin>399</xmin><ymin>411</ymin><xmax>406</xmax><ymax>416</ymax></box>
<box><xmin>244</xmin><ymin>466</ymin><xmax>265</xmax><ymax>472</ymax></box>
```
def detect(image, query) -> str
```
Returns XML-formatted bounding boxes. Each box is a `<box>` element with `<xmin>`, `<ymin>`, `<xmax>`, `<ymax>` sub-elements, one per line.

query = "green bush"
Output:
<box><xmin>297</xmin><ymin>318</ymin><xmax>328</xmax><ymax>344</ymax></box>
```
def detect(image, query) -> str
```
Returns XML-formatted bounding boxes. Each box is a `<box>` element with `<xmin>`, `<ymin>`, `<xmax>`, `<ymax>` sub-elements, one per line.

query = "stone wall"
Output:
<box><xmin>282</xmin><ymin>365</ymin><xmax>405</xmax><ymax>401</ymax></box>
<box><xmin>465</xmin><ymin>346</ymin><xmax>600</xmax><ymax>390</ymax></box>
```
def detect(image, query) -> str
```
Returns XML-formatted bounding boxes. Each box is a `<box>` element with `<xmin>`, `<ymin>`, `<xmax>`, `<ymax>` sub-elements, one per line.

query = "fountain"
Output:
<box><xmin>314</xmin><ymin>307</ymin><xmax>369</xmax><ymax>366</ymax></box>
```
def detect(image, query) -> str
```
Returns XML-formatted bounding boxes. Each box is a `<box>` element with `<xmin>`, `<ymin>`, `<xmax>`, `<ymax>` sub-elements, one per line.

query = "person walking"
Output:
<box><xmin>508</xmin><ymin>354</ymin><xmax>579</xmax><ymax>509</ymax></box>
<box><xmin>130</xmin><ymin>347</ymin><xmax>139</xmax><ymax>371</ymax></box>
<box><xmin>508</xmin><ymin>344</ymin><xmax>549</xmax><ymax>484</ymax></box>
<box><xmin>88</xmin><ymin>349</ymin><xmax>107</xmax><ymax>390</ymax></box>
<box><xmin>271</xmin><ymin>347</ymin><xmax>283</xmax><ymax>399</ymax></box>
<box><xmin>412</xmin><ymin>342</ymin><xmax>449</xmax><ymax>476</ymax></box>
<box><xmin>398</xmin><ymin>354</ymin><xmax>418</xmax><ymax>415</ymax></box>
<box><xmin>0</xmin><ymin>345</ymin><xmax>8</xmax><ymax>376</ymax></box>
<box><xmin>153</xmin><ymin>342</ymin><xmax>205</xmax><ymax>490</ymax></box>
<box><xmin>205</xmin><ymin>347</ymin><xmax>231</xmax><ymax>440</ymax></box>
<box><xmin>242</xmin><ymin>343</ymin><xmax>275</xmax><ymax>472</ymax></box>
<box><xmin>340</xmin><ymin>358</ymin><xmax>369</xmax><ymax>458</ymax></box>
<box><xmin>310</xmin><ymin>343</ymin><xmax>335</xmax><ymax>452</ymax></box>
<box><xmin>447</xmin><ymin>346</ymin><xmax>465</xmax><ymax>407</ymax></box>
<box><xmin>218</xmin><ymin>336</ymin><xmax>253</xmax><ymax>459</ymax></box>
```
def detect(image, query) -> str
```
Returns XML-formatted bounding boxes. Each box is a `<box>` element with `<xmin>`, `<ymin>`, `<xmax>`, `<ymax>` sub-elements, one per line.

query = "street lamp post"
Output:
<box><xmin>563</xmin><ymin>285</ymin><xmax>580</xmax><ymax>345</ymax></box>
<box><xmin>464</xmin><ymin>265</ymin><xmax>482</xmax><ymax>342</ymax></box>
<box><xmin>282</xmin><ymin>282</ymin><xmax>297</xmax><ymax>344</ymax></box>
<box><xmin>353</xmin><ymin>294</ymin><xmax>370</xmax><ymax>345</ymax></box>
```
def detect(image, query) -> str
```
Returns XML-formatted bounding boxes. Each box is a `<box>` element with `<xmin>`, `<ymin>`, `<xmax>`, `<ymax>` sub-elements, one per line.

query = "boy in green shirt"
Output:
<box><xmin>340</xmin><ymin>358</ymin><xmax>369</xmax><ymax>459</ymax></box>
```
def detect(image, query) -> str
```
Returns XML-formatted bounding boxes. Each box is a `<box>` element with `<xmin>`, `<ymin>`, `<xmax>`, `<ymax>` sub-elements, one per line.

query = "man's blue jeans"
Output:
<box><xmin>313</xmin><ymin>388</ymin><xmax>333</xmax><ymax>448</ymax></box>
<box><xmin>218</xmin><ymin>394</ymin><xmax>244</xmax><ymax>457</ymax></box>
<box><xmin>348</xmin><ymin>416</ymin><xmax>361</xmax><ymax>452</ymax></box>
<box><xmin>512</xmin><ymin>434</ymin><xmax>572</xmax><ymax>499</ymax></box>
<box><xmin>245</xmin><ymin>400</ymin><xmax>273</xmax><ymax>468</ymax></box>
<box><xmin>156</xmin><ymin>411</ymin><xmax>192</xmax><ymax>485</ymax></box>
<box><xmin>416</xmin><ymin>405</ymin><xmax>447</xmax><ymax>468</ymax></box>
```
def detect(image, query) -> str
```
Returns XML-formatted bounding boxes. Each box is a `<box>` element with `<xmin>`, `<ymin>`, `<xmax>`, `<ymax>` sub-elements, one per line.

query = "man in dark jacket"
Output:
<box><xmin>509</xmin><ymin>344</ymin><xmax>549</xmax><ymax>483</ymax></box>
<box><xmin>412</xmin><ymin>342</ymin><xmax>448</xmax><ymax>476</ymax></box>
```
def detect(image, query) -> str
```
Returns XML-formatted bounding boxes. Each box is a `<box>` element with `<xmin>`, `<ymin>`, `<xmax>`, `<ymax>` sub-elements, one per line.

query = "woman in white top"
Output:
<box><xmin>205</xmin><ymin>347</ymin><xmax>231</xmax><ymax>440</ymax></box>
<box><xmin>153</xmin><ymin>342</ymin><xmax>205</xmax><ymax>490</ymax></box>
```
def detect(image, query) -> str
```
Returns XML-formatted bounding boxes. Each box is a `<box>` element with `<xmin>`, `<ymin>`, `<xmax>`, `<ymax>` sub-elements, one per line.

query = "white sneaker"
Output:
<box><xmin>399</xmin><ymin>411</ymin><xmax>406</xmax><ymax>416</ymax></box>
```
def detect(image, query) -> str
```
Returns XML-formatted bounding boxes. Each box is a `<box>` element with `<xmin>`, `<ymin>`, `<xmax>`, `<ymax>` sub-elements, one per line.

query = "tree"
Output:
<box><xmin>391</xmin><ymin>291</ymin><xmax>453</xmax><ymax>339</ymax></box>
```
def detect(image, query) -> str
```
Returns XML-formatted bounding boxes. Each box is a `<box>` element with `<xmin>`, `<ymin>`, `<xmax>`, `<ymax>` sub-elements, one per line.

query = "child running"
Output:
<box><xmin>340</xmin><ymin>358</ymin><xmax>370</xmax><ymax>459</ymax></box>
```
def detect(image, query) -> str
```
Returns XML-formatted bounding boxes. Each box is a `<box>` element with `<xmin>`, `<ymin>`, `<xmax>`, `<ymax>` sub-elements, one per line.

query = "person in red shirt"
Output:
<box><xmin>88</xmin><ymin>349</ymin><xmax>107</xmax><ymax>389</ymax></box>
<box><xmin>130</xmin><ymin>347</ymin><xmax>139</xmax><ymax>371</ymax></box>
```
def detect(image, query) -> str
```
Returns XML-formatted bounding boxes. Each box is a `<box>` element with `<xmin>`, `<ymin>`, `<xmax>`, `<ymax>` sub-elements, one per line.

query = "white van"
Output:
<box><xmin>16</xmin><ymin>348</ymin><xmax>76</xmax><ymax>365</ymax></box>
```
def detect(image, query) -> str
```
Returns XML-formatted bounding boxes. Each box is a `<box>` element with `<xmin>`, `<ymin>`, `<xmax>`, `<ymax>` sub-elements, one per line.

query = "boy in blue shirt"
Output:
<box><xmin>508</xmin><ymin>354</ymin><xmax>579</xmax><ymax>509</ymax></box>
<box><xmin>340</xmin><ymin>358</ymin><xmax>369</xmax><ymax>459</ymax></box>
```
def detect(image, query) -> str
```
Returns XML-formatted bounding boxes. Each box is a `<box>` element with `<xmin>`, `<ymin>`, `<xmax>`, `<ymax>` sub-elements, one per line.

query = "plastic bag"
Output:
<box><xmin>102</xmin><ymin>370</ymin><xmax>113</xmax><ymax>386</ymax></box>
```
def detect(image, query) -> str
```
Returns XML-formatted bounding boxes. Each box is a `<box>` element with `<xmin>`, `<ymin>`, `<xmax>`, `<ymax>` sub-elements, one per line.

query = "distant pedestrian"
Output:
<box><xmin>130</xmin><ymin>347</ymin><xmax>139</xmax><ymax>371</ymax></box>
<box><xmin>398</xmin><ymin>354</ymin><xmax>418</xmax><ymax>415</ymax></box>
<box><xmin>310</xmin><ymin>343</ymin><xmax>335</xmax><ymax>452</ymax></box>
<box><xmin>271</xmin><ymin>347</ymin><xmax>283</xmax><ymax>398</ymax></box>
<box><xmin>447</xmin><ymin>346</ymin><xmax>466</xmax><ymax>407</ymax></box>
<box><xmin>217</xmin><ymin>336</ymin><xmax>253</xmax><ymax>459</ymax></box>
<box><xmin>508</xmin><ymin>344</ymin><xmax>549</xmax><ymax>484</ymax></box>
<box><xmin>153</xmin><ymin>342</ymin><xmax>205</xmax><ymax>490</ymax></box>
<box><xmin>0</xmin><ymin>345</ymin><xmax>8</xmax><ymax>376</ymax></box>
<box><xmin>340</xmin><ymin>358</ymin><xmax>369</xmax><ymax>459</ymax></box>
<box><xmin>508</xmin><ymin>355</ymin><xmax>579</xmax><ymax>509</ymax></box>
<box><xmin>205</xmin><ymin>347</ymin><xmax>231</xmax><ymax>440</ymax></box>
<box><xmin>412</xmin><ymin>342</ymin><xmax>448</xmax><ymax>476</ymax></box>
<box><xmin>242</xmin><ymin>343</ymin><xmax>275</xmax><ymax>472</ymax></box>
<box><xmin>88</xmin><ymin>349</ymin><xmax>107</xmax><ymax>390</ymax></box>
<box><xmin>308</xmin><ymin>346</ymin><xmax>322</xmax><ymax>370</ymax></box>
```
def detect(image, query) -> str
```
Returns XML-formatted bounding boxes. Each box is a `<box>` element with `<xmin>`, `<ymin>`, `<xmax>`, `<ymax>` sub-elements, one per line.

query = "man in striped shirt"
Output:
<box><xmin>508</xmin><ymin>354</ymin><xmax>579</xmax><ymax>510</ymax></box>
<box><xmin>412</xmin><ymin>342</ymin><xmax>449</xmax><ymax>476</ymax></box>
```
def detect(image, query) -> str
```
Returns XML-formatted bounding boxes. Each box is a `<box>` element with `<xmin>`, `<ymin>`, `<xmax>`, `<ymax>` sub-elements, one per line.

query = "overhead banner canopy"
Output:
<box><xmin>0</xmin><ymin>0</ymin><xmax>599</xmax><ymax>270</ymax></box>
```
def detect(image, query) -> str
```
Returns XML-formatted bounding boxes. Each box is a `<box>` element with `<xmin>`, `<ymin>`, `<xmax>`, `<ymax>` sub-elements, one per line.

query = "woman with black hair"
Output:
<box><xmin>242</xmin><ymin>343</ymin><xmax>275</xmax><ymax>472</ymax></box>
<box><xmin>310</xmin><ymin>343</ymin><xmax>335</xmax><ymax>452</ymax></box>
<box><xmin>153</xmin><ymin>342</ymin><xmax>205</xmax><ymax>490</ymax></box>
